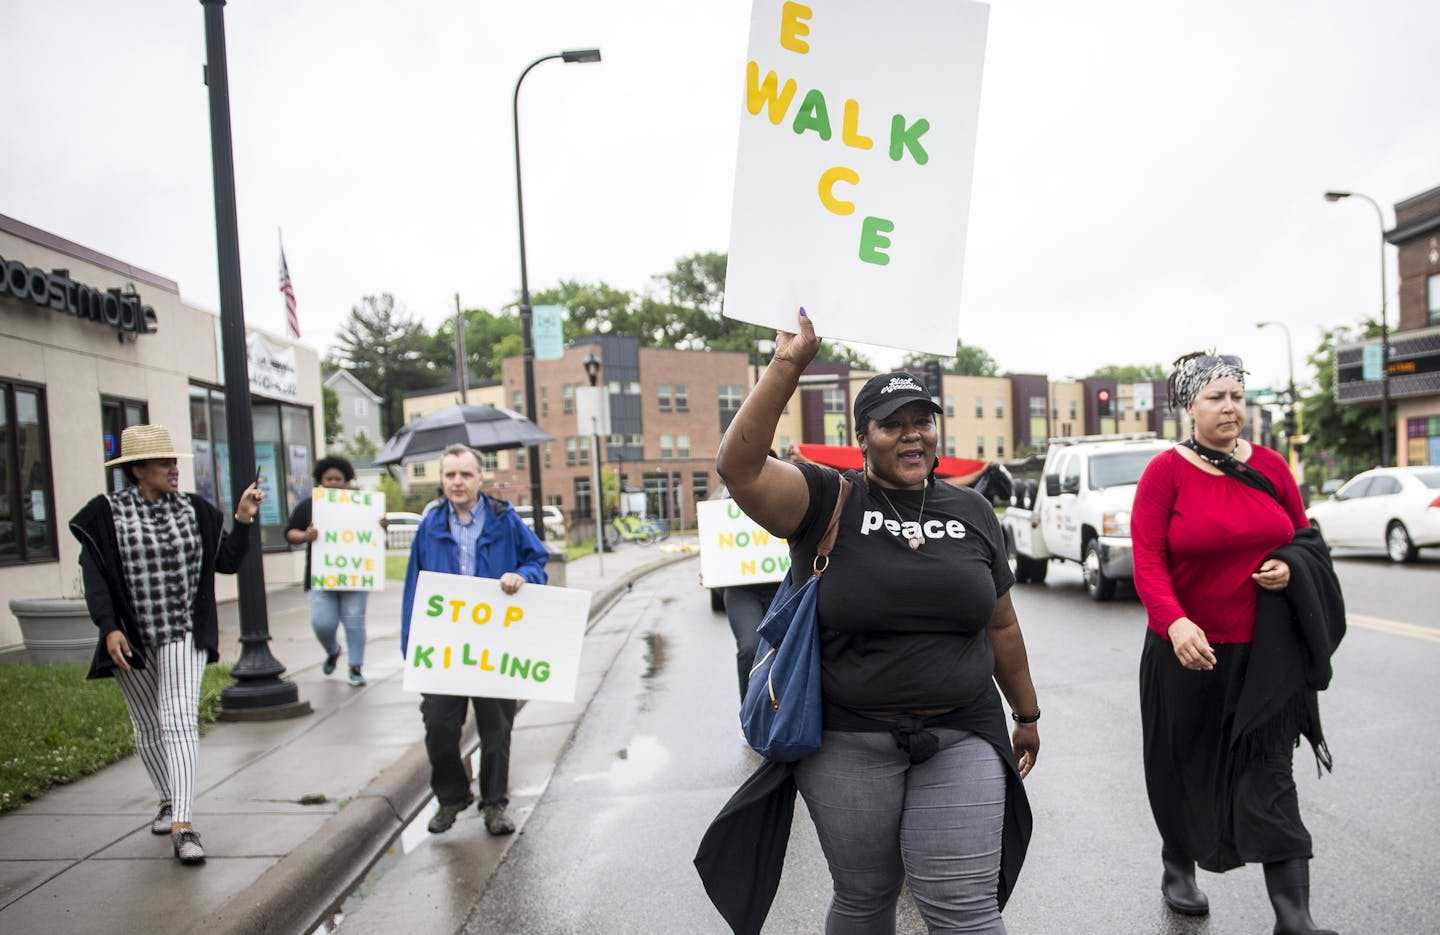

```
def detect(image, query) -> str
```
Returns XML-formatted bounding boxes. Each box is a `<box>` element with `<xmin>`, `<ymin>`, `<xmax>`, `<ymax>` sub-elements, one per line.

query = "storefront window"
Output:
<box><xmin>0</xmin><ymin>379</ymin><xmax>57</xmax><ymax>565</ymax></box>
<box><xmin>189</xmin><ymin>385</ymin><xmax>314</xmax><ymax>550</ymax></box>
<box><xmin>102</xmin><ymin>395</ymin><xmax>149</xmax><ymax>493</ymax></box>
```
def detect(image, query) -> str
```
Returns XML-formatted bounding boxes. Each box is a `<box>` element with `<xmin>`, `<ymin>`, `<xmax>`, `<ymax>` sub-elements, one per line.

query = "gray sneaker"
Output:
<box><xmin>150</xmin><ymin>803</ymin><xmax>173</xmax><ymax>835</ymax></box>
<box><xmin>427</xmin><ymin>794</ymin><xmax>474</xmax><ymax>834</ymax></box>
<box><xmin>482</xmin><ymin>804</ymin><xmax>515</xmax><ymax>836</ymax></box>
<box><xmin>172</xmin><ymin>829</ymin><xmax>206</xmax><ymax>864</ymax></box>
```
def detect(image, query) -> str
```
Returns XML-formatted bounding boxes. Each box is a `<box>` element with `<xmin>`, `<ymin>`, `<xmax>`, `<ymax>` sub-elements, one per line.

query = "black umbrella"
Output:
<box><xmin>374</xmin><ymin>404</ymin><xmax>553</xmax><ymax>466</ymax></box>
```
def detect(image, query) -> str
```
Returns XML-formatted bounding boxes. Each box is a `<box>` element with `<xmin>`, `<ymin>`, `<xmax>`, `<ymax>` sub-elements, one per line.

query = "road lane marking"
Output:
<box><xmin>1347</xmin><ymin>613</ymin><xmax>1440</xmax><ymax>643</ymax></box>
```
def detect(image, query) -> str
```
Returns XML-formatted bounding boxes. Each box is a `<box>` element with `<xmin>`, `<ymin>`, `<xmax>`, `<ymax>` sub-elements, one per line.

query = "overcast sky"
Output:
<box><xmin>4</xmin><ymin>0</ymin><xmax>1437</xmax><ymax>396</ymax></box>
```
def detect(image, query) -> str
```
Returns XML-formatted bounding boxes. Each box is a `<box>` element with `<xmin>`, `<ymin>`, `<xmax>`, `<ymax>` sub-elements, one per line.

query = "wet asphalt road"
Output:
<box><xmin>460</xmin><ymin>555</ymin><xmax>1439</xmax><ymax>934</ymax></box>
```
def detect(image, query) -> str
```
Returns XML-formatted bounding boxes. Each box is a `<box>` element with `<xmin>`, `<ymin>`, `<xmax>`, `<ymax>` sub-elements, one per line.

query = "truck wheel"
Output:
<box><xmin>1018</xmin><ymin>554</ymin><xmax>1048</xmax><ymax>583</ymax></box>
<box><xmin>1005</xmin><ymin>531</ymin><xmax>1028</xmax><ymax>583</ymax></box>
<box><xmin>1083</xmin><ymin>538</ymin><xmax>1116</xmax><ymax>601</ymax></box>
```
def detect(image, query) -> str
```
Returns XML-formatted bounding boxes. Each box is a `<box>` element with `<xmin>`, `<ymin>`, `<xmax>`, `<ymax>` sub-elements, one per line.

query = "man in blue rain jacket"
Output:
<box><xmin>401</xmin><ymin>444</ymin><xmax>548</xmax><ymax>836</ymax></box>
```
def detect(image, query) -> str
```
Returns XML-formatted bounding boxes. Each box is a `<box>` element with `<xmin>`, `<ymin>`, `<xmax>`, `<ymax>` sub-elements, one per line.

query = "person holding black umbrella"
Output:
<box><xmin>400</xmin><ymin>443</ymin><xmax>548</xmax><ymax>836</ymax></box>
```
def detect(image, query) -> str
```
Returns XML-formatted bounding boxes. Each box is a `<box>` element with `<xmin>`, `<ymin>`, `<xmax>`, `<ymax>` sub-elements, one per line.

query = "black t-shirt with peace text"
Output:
<box><xmin>789</xmin><ymin>464</ymin><xmax>1014</xmax><ymax>712</ymax></box>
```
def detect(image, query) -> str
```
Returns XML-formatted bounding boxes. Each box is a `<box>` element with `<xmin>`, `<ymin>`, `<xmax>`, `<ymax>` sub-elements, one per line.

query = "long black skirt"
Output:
<box><xmin>1139</xmin><ymin>630</ymin><xmax>1312</xmax><ymax>873</ymax></box>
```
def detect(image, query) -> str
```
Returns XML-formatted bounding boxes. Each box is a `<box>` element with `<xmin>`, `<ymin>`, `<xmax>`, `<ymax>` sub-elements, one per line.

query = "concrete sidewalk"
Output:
<box><xmin>0</xmin><ymin>538</ymin><xmax>698</xmax><ymax>935</ymax></box>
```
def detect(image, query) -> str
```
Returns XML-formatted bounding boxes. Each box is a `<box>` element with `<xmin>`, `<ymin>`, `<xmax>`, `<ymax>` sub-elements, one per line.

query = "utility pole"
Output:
<box><xmin>454</xmin><ymin>293</ymin><xmax>468</xmax><ymax>404</ymax></box>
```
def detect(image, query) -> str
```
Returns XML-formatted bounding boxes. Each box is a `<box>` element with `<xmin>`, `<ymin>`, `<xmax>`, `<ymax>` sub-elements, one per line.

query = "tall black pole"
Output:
<box><xmin>512</xmin><ymin>54</ymin><xmax>561</xmax><ymax>542</ymax></box>
<box><xmin>201</xmin><ymin>0</ymin><xmax>307</xmax><ymax>717</ymax></box>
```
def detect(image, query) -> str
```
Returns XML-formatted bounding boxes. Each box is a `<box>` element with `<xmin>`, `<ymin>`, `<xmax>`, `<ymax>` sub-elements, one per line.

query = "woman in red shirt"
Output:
<box><xmin>1132</xmin><ymin>352</ymin><xmax>1336</xmax><ymax>935</ymax></box>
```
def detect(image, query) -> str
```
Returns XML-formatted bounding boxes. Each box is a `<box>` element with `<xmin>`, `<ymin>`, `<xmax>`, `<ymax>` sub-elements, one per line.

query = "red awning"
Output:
<box><xmin>795</xmin><ymin>444</ymin><xmax>986</xmax><ymax>480</ymax></box>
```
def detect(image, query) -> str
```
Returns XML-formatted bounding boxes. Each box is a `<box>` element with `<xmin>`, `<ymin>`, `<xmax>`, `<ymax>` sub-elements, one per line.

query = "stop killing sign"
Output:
<box><xmin>724</xmin><ymin>0</ymin><xmax>990</xmax><ymax>357</ymax></box>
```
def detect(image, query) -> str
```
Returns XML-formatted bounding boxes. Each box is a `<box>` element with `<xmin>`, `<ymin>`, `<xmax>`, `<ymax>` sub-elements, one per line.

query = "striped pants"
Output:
<box><xmin>114</xmin><ymin>633</ymin><xmax>208</xmax><ymax>823</ymax></box>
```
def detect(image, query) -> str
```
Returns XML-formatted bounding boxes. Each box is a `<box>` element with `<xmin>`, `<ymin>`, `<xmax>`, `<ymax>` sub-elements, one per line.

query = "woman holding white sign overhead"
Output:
<box><xmin>285</xmin><ymin>456</ymin><xmax>379</xmax><ymax>687</ymax></box>
<box><xmin>715</xmin><ymin>309</ymin><xmax>1039</xmax><ymax>933</ymax></box>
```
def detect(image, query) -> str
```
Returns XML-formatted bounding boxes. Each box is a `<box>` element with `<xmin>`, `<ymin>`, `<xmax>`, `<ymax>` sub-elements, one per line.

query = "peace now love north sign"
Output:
<box><xmin>724</xmin><ymin>0</ymin><xmax>989</xmax><ymax>357</ymax></box>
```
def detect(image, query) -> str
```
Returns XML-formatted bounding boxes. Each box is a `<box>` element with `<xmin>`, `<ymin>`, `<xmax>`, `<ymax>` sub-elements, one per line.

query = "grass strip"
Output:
<box><xmin>0</xmin><ymin>662</ymin><xmax>231</xmax><ymax>813</ymax></box>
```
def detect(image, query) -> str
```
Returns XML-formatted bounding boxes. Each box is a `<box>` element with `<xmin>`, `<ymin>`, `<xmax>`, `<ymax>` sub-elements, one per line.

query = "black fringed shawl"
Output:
<box><xmin>1235</xmin><ymin>528</ymin><xmax>1346</xmax><ymax>775</ymax></box>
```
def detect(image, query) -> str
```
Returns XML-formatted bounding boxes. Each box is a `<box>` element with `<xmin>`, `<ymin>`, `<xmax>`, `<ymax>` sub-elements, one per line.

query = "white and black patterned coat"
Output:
<box><xmin>69</xmin><ymin>493</ymin><xmax>252</xmax><ymax>680</ymax></box>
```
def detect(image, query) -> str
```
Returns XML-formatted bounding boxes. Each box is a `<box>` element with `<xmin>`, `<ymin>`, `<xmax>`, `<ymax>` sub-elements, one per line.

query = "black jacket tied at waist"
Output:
<box><xmin>1233</xmin><ymin>527</ymin><xmax>1346</xmax><ymax>775</ymax></box>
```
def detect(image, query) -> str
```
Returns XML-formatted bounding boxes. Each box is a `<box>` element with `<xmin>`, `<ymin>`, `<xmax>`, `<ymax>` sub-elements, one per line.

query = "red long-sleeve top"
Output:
<box><xmin>1131</xmin><ymin>445</ymin><xmax>1308</xmax><ymax>644</ymax></box>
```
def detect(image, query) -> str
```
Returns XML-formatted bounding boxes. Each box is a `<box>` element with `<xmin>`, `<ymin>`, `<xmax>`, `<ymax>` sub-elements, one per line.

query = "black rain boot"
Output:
<box><xmin>1264</xmin><ymin>859</ymin><xmax>1337</xmax><ymax>935</ymax></box>
<box><xmin>1161</xmin><ymin>848</ymin><xmax>1209</xmax><ymax>916</ymax></box>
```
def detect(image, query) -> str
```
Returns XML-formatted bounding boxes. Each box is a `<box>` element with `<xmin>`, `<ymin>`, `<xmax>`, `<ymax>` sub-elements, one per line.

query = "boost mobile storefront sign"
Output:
<box><xmin>0</xmin><ymin>252</ymin><xmax>158</xmax><ymax>336</ymax></box>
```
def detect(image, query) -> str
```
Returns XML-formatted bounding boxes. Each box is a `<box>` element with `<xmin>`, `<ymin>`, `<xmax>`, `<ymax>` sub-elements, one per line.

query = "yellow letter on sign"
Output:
<box><xmin>780</xmin><ymin>2</ymin><xmax>813</xmax><ymax>54</ymax></box>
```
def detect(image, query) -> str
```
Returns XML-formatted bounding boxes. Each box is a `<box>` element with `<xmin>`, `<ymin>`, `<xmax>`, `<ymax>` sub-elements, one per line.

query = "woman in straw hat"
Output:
<box><xmin>69</xmin><ymin>424</ymin><xmax>264</xmax><ymax>865</ymax></box>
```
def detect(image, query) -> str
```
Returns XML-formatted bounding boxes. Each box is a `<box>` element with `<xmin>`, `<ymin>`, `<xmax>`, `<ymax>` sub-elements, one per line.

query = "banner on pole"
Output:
<box><xmin>697</xmin><ymin>498</ymin><xmax>792</xmax><ymax>589</ymax></box>
<box><xmin>723</xmin><ymin>0</ymin><xmax>990</xmax><ymax>357</ymax></box>
<box><xmin>311</xmin><ymin>486</ymin><xmax>386</xmax><ymax>591</ymax></box>
<box><xmin>402</xmin><ymin>571</ymin><xmax>589</xmax><ymax>702</ymax></box>
<box><xmin>533</xmin><ymin>304</ymin><xmax>564</xmax><ymax>360</ymax></box>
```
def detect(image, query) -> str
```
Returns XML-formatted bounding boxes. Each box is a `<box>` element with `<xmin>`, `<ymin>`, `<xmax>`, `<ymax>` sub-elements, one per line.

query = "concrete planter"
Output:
<box><xmin>9</xmin><ymin>598</ymin><xmax>97</xmax><ymax>666</ymax></box>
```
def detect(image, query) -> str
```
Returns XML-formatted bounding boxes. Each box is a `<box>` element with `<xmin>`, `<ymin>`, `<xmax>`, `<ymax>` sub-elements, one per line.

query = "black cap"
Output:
<box><xmin>852</xmin><ymin>371</ymin><xmax>943</xmax><ymax>426</ymax></box>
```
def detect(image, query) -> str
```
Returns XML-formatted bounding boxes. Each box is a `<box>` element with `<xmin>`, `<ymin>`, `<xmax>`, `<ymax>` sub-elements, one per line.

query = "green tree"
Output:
<box><xmin>322</xmin><ymin>384</ymin><xmax>341</xmax><ymax>446</ymax></box>
<box><xmin>900</xmin><ymin>341</ymin><xmax>999</xmax><ymax>377</ymax></box>
<box><xmin>377</xmin><ymin>470</ymin><xmax>405</xmax><ymax>512</ymax></box>
<box><xmin>599</xmin><ymin>465</ymin><xmax>620</xmax><ymax>517</ymax></box>
<box><xmin>427</xmin><ymin>307</ymin><xmax>524</xmax><ymax>383</ymax></box>
<box><xmin>531</xmin><ymin>280</ymin><xmax>638</xmax><ymax>339</ymax></box>
<box><xmin>816</xmin><ymin>343</ymin><xmax>877</xmax><ymax>369</ymax></box>
<box><xmin>327</xmin><ymin>294</ymin><xmax>435</xmax><ymax>436</ymax></box>
<box><xmin>1092</xmin><ymin>363</ymin><xmax>1167</xmax><ymax>382</ymax></box>
<box><xmin>1301</xmin><ymin>320</ymin><xmax>1384</xmax><ymax>474</ymax></box>
<box><xmin>344</xmin><ymin>431</ymin><xmax>378</xmax><ymax>461</ymax></box>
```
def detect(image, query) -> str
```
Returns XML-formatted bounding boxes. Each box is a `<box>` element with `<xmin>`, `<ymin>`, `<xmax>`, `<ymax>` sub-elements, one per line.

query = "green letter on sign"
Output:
<box><xmin>859</xmin><ymin>216</ymin><xmax>894</xmax><ymax>266</ymax></box>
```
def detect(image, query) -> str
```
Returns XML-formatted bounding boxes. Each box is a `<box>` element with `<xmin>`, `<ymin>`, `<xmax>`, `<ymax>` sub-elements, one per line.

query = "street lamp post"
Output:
<box><xmin>513</xmin><ymin>48</ymin><xmax>601</xmax><ymax>539</ymax></box>
<box><xmin>1324</xmin><ymin>190</ymin><xmax>1391</xmax><ymax>466</ymax></box>
<box><xmin>583</xmin><ymin>350</ymin><xmax>606</xmax><ymax>571</ymax></box>
<box><xmin>200</xmin><ymin>0</ymin><xmax>306</xmax><ymax>718</ymax></box>
<box><xmin>1256</xmin><ymin>320</ymin><xmax>1298</xmax><ymax>471</ymax></box>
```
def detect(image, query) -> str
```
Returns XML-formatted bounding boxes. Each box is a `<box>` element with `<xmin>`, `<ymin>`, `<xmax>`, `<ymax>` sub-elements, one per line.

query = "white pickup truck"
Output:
<box><xmin>999</xmin><ymin>434</ymin><xmax>1172</xmax><ymax>601</ymax></box>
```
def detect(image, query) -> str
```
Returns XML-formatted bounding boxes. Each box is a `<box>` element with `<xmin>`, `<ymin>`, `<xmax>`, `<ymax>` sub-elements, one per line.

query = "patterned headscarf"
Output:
<box><xmin>1167</xmin><ymin>351</ymin><xmax>1246</xmax><ymax>410</ymax></box>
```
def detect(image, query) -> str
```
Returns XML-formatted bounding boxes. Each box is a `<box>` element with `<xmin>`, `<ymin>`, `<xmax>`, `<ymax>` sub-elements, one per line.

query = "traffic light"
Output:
<box><xmin>1096</xmin><ymin>388</ymin><xmax>1112</xmax><ymax>418</ymax></box>
<box><xmin>922</xmin><ymin>360</ymin><xmax>943</xmax><ymax>398</ymax></box>
<box><xmin>1283</xmin><ymin>410</ymin><xmax>1297</xmax><ymax>437</ymax></box>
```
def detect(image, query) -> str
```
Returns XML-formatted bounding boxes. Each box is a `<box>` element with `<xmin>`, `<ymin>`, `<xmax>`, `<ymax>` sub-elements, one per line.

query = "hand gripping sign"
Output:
<box><xmin>403</xmin><ymin>571</ymin><xmax>590</xmax><ymax>703</ymax></box>
<box><xmin>724</xmin><ymin>0</ymin><xmax>990</xmax><ymax>357</ymax></box>
<box><xmin>698</xmin><ymin>498</ymin><xmax>792</xmax><ymax>589</ymax></box>
<box><xmin>311</xmin><ymin>486</ymin><xmax>385</xmax><ymax>591</ymax></box>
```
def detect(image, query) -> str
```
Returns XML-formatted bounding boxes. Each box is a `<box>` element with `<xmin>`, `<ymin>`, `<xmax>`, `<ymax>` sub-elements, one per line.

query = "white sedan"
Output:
<box><xmin>1306</xmin><ymin>467</ymin><xmax>1440</xmax><ymax>563</ymax></box>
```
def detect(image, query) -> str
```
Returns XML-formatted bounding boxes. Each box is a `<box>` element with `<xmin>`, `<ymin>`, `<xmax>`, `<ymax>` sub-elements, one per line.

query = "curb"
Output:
<box><xmin>200</xmin><ymin>549</ymin><xmax>697</xmax><ymax>935</ymax></box>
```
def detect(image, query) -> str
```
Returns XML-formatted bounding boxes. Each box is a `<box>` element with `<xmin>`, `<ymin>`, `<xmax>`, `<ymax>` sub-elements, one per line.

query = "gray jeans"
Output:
<box><xmin>795</xmin><ymin>728</ymin><xmax>1008</xmax><ymax>934</ymax></box>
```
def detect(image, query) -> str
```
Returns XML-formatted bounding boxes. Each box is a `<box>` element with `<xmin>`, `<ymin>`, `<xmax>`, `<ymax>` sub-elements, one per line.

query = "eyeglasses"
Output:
<box><xmin>1192</xmin><ymin>354</ymin><xmax>1243</xmax><ymax>370</ymax></box>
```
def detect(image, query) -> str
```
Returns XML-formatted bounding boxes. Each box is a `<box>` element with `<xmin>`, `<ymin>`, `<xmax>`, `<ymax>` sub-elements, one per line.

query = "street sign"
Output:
<box><xmin>1133</xmin><ymin>384</ymin><xmax>1154</xmax><ymax>411</ymax></box>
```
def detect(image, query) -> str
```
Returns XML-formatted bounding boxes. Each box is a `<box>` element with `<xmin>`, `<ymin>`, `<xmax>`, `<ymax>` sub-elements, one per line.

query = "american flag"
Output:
<box><xmin>279</xmin><ymin>245</ymin><xmax>300</xmax><ymax>339</ymax></box>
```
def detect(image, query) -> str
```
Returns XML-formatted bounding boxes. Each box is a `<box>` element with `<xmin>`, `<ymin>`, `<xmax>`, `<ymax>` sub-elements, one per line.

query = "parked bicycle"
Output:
<box><xmin>604</xmin><ymin>515</ymin><xmax>656</xmax><ymax>547</ymax></box>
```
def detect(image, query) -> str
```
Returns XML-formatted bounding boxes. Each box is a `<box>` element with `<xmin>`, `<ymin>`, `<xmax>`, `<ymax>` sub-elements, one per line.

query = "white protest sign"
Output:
<box><xmin>403</xmin><ymin>571</ymin><xmax>589</xmax><ymax>703</ymax></box>
<box><xmin>311</xmin><ymin>487</ymin><xmax>385</xmax><ymax>591</ymax></box>
<box><xmin>697</xmin><ymin>498</ymin><xmax>793</xmax><ymax>589</ymax></box>
<box><xmin>724</xmin><ymin>0</ymin><xmax>989</xmax><ymax>357</ymax></box>
<box><xmin>1133</xmin><ymin>384</ymin><xmax>1155</xmax><ymax>412</ymax></box>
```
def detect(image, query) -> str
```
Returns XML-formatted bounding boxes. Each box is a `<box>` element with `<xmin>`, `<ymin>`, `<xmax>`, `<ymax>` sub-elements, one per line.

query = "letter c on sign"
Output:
<box><xmin>818</xmin><ymin>166</ymin><xmax>859</xmax><ymax>216</ymax></box>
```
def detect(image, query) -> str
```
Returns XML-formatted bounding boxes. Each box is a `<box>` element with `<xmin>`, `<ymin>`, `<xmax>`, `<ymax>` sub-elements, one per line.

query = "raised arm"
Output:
<box><xmin>716</xmin><ymin>309</ymin><xmax>818</xmax><ymax>537</ymax></box>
